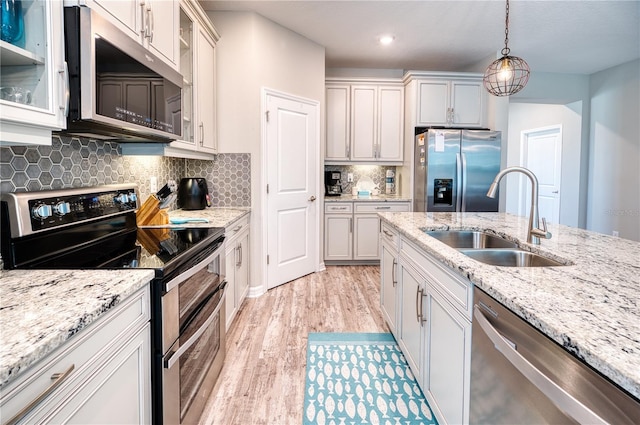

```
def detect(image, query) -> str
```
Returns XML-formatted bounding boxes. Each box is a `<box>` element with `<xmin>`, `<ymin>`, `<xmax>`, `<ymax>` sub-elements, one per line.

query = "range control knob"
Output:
<box><xmin>114</xmin><ymin>193</ymin><xmax>129</xmax><ymax>204</ymax></box>
<box><xmin>32</xmin><ymin>204</ymin><xmax>53</xmax><ymax>219</ymax></box>
<box><xmin>128</xmin><ymin>192</ymin><xmax>137</xmax><ymax>203</ymax></box>
<box><xmin>54</xmin><ymin>201</ymin><xmax>71</xmax><ymax>216</ymax></box>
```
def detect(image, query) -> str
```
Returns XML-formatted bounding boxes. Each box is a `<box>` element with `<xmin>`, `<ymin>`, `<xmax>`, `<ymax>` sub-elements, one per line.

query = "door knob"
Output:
<box><xmin>309</xmin><ymin>195</ymin><xmax>316</xmax><ymax>202</ymax></box>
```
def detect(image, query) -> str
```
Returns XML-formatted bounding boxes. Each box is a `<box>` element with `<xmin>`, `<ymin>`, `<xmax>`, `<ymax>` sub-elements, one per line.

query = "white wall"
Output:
<box><xmin>208</xmin><ymin>11</ymin><xmax>326</xmax><ymax>294</ymax></box>
<box><xmin>506</xmin><ymin>102</ymin><xmax>583</xmax><ymax>227</ymax></box>
<box><xmin>587</xmin><ymin>59</ymin><xmax>640</xmax><ymax>241</ymax></box>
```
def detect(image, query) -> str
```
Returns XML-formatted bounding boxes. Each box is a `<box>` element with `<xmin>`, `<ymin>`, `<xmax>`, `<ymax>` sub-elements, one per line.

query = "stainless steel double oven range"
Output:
<box><xmin>1</xmin><ymin>184</ymin><xmax>226</xmax><ymax>424</ymax></box>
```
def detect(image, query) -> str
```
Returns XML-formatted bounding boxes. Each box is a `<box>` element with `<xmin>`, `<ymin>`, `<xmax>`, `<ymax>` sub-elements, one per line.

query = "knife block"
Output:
<box><xmin>137</xmin><ymin>195</ymin><xmax>169</xmax><ymax>226</ymax></box>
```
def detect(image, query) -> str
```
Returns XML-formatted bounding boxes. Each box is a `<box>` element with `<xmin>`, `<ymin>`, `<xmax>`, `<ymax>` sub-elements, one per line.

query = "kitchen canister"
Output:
<box><xmin>1</xmin><ymin>0</ymin><xmax>25</xmax><ymax>48</ymax></box>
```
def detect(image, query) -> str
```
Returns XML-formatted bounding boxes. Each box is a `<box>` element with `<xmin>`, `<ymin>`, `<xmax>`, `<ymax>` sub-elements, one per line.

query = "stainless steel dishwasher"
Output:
<box><xmin>470</xmin><ymin>287</ymin><xmax>640</xmax><ymax>424</ymax></box>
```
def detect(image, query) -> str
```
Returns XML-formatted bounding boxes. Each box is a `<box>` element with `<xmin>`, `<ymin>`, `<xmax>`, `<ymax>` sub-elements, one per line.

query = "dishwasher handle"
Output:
<box><xmin>473</xmin><ymin>306</ymin><xmax>607</xmax><ymax>425</ymax></box>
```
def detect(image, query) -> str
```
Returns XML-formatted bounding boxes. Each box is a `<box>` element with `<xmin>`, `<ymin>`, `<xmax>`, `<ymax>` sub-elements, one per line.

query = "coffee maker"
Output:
<box><xmin>324</xmin><ymin>171</ymin><xmax>342</xmax><ymax>196</ymax></box>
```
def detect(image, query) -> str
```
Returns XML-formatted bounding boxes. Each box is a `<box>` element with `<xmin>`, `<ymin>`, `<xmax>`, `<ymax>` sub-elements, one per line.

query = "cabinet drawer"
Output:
<box><xmin>225</xmin><ymin>214</ymin><xmax>250</xmax><ymax>244</ymax></box>
<box><xmin>400</xmin><ymin>239</ymin><xmax>471</xmax><ymax>318</ymax></box>
<box><xmin>354</xmin><ymin>202</ymin><xmax>410</xmax><ymax>213</ymax></box>
<box><xmin>380</xmin><ymin>222</ymin><xmax>399</xmax><ymax>249</ymax></box>
<box><xmin>0</xmin><ymin>286</ymin><xmax>150</xmax><ymax>422</ymax></box>
<box><xmin>325</xmin><ymin>203</ymin><xmax>353</xmax><ymax>213</ymax></box>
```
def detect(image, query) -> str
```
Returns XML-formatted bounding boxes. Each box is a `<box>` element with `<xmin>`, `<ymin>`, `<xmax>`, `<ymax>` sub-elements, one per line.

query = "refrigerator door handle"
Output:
<box><xmin>456</xmin><ymin>153</ymin><xmax>463</xmax><ymax>211</ymax></box>
<box><xmin>461</xmin><ymin>152</ymin><xmax>468</xmax><ymax>212</ymax></box>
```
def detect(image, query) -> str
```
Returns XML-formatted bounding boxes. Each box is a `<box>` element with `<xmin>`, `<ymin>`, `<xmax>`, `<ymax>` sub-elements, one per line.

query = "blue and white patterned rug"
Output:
<box><xmin>303</xmin><ymin>333</ymin><xmax>438</xmax><ymax>425</ymax></box>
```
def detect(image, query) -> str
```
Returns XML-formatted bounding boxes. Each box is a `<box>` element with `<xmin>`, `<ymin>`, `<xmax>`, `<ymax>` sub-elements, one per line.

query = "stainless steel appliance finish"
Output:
<box><xmin>413</xmin><ymin>128</ymin><xmax>501</xmax><ymax>212</ymax></box>
<box><xmin>470</xmin><ymin>287</ymin><xmax>640</xmax><ymax>424</ymax></box>
<box><xmin>0</xmin><ymin>185</ymin><xmax>227</xmax><ymax>425</ymax></box>
<box><xmin>160</xmin><ymin>243</ymin><xmax>226</xmax><ymax>425</ymax></box>
<box><xmin>63</xmin><ymin>7</ymin><xmax>182</xmax><ymax>142</ymax></box>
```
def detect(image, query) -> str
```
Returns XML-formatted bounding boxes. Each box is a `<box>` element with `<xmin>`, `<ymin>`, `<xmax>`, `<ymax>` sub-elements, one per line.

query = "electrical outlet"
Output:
<box><xmin>150</xmin><ymin>176</ymin><xmax>158</xmax><ymax>193</ymax></box>
<box><xmin>347</xmin><ymin>173</ymin><xmax>353</xmax><ymax>182</ymax></box>
<box><xmin>612</xmin><ymin>230</ymin><xmax>619</xmax><ymax>237</ymax></box>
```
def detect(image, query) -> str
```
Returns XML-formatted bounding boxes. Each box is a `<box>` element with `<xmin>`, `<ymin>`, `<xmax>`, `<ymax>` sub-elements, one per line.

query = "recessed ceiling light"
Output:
<box><xmin>379</xmin><ymin>35</ymin><xmax>395</xmax><ymax>46</ymax></box>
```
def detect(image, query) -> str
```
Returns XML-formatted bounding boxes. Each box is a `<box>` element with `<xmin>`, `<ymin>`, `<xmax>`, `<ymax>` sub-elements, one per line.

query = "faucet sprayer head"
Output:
<box><xmin>486</xmin><ymin>181</ymin><xmax>499</xmax><ymax>198</ymax></box>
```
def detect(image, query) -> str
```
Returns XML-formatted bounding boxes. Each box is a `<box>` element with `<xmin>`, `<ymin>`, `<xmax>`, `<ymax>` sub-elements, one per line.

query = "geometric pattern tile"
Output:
<box><xmin>324</xmin><ymin>165</ymin><xmax>397</xmax><ymax>195</ymax></box>
<box><xmin>0</xmin><ymin>136</ymin><xmax>251</xmax><ymax>208</ymax></box>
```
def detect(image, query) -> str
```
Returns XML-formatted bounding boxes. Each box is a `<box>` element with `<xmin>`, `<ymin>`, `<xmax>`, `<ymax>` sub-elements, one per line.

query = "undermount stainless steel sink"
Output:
<box><xmin>425</xmin><ymin>230</ymin><xmax>519</xmax><ymax>249</ymax></box>
<box><xmin>459</xmin><ymin>249</ymin><xmax>566</xmax><ymax>267</ymax></box>
<box><xmin>424</xmin><ymin>229</ymin><xmax>568</xmax><ymax>267</ymax></box>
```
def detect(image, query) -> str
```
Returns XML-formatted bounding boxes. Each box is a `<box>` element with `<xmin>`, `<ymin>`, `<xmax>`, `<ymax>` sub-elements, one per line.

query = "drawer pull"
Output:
<box><xmin>375</xmin><ymin>206</ymin><xmax>391</xmax><ymax>210</ymax></box>
<box><xmin>233</xmin><ymin>225</ymin><xmax>243</xmax><ymax>233</ymax></box>
<box><xmin>6</xmin><ymin>364</ymin><xmax>75</xmax><ymax>425</ymax></box>
<box><xmin>383</xmin><ymin>230</ymin><xmax>394</xmax><ymax>238</ymax></box>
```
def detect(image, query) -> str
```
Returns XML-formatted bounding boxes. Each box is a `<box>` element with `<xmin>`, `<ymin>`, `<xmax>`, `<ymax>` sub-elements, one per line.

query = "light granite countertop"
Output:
<box><xmin>324</xmin><ymin>194</ymin><xmax>411</xmax><ymax>202</ymax></box>
<box><xmin>0</xmin><ymin>207</ymin><xmax>250</xmax><ymax>388</ymax></box>
<box><xmin>378</xmin><ymin>211</ymin><xmax>640</xmax><ymax>401</ymax></box>
<box><xmin>0</xmin><ymin>269</ymin><xmax>155</xmax><ymax>388</ymax></box>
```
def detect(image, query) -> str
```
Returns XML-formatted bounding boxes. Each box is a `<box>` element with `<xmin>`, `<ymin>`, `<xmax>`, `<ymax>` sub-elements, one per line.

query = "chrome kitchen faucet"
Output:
<box><xmin>487</xmin><ymin>166</ymin><xmax>552</xmax><ymax>245</ymax></box>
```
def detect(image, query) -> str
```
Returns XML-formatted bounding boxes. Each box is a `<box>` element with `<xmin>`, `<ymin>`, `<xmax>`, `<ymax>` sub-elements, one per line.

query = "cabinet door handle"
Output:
<box><xmin>236</xmin><ymin>244</ymin><xmax>241</xmax><ymax>267</ymax></box>
<box><xmin>6</xmin><ymin>364</ymin><xmax>75</xmax><ymax>425</ymax></box>
<box><xmin>147</xmin><ymin>7</ymin><xmax>155</xmax><ymax>42</ymax></box>
<box><xmin>392</xmin><ymin>258</ymin><xmax>397</xmax><ymax>287</ymax></box>
<box><xmin>199</xmin><ymin>122</ymin><xmax>204</xmax><ymax>146</ymax></box>
<box><xmin>415</xmin><ymin>286</ymin><xmax>422</xmax><ymax>323</ymax></box>
<box><xmin>309</xmin><ymin>195</ymin><xmax>317</xmax><ymax>202</ymax></box>
<box><xmin>59</xmin><ymin>62</ymin><xmax>69</xmax><ymax>116</ymax></box>
<box><xmin>350</xmin><ymin>217</ymin><xmax>353</xmax><ymax>233</ymax></box>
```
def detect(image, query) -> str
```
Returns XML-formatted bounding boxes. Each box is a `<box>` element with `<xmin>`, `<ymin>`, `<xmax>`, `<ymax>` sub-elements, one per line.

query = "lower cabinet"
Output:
<box><xmin>325</xmin><ymin>201</ymin><xmax>410</xmax><ymax>263</ymax></box>
<box><xmin>0</xmin><ymin>286</ymin><xmax>151</xmax><ymax>424</ymax></box>
<box><xmin>379</xmin><ymin>222</ymin><xmax>399</xmax><ymax>335</ymax></box>
<box><xmin>384</xmin><ymin>234</ymin><xmax>472</xmax><ymax>425</ymax></box>
<box><xmin>224</xmin><ymin>214</ymin><xmax>250</xmax><ymax>329</ymax></box>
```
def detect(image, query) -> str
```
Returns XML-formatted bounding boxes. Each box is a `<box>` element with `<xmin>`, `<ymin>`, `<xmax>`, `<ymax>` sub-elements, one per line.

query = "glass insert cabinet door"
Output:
<box><xmin>0</xmin><ymin>0</ymin><xmax>67</xmax><ymax>145</ymax></box>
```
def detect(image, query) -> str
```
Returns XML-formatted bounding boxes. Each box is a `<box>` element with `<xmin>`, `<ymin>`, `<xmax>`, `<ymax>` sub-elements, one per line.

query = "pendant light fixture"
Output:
<box><xmin>483</xmin><ymin>0</ymin><xmax>530</xmax><ymax>96</ymax></box>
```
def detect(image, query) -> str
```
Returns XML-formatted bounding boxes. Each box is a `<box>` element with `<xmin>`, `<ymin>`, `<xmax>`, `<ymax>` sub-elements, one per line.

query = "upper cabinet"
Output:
<box><xmin>405</xmin><ymin>71</ymin><xmax>487</xmax><ymax>128</ymax></box>
<box><xmin>71</xmin><ymin>0</ymin><xmax>179</xmax><ymax>70</ymax></box>
<box><xmin>0</xmin><ymin>0</ymin><xmax>67</xmax><ymax>145</ymax></box>
<box><xmin>118</xmin><ymin>0</ymin><xmax>220</xmax><ymax>159</ymax></box>
<box><xmin>325</xmin><ymin>79</ymin><xmax>404</xmax><ymax>164</ymax></box>
<box><xmin>166</xmin><ymin>0</ymin><xmax>219</xmax><ymax>158</ymax></box>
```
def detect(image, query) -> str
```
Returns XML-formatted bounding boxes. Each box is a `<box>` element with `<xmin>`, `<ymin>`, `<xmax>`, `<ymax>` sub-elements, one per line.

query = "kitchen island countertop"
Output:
<box><xmin>0</xmin><ymin>207</ymin><xmax>251</xmax><ymax>388</ymax></box>
<box><xmin>378</xmin><ymin>211</ymin><xmax>640</xmax><ymax>401</ymax></box>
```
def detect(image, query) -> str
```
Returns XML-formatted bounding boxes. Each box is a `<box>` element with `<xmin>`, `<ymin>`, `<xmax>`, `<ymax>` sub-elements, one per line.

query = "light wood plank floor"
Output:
<box><xmin>198</xmin><ymin>265</ymin><xmax>389</xmax><ymax>425</ymax></box>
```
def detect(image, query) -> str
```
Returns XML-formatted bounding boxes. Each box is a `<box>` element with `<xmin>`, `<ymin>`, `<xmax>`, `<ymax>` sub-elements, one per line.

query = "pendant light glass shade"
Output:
<box><xmin>483</xmin><ymin>0</ymin><xmax>530</xmax><ymax>96</ymax></box>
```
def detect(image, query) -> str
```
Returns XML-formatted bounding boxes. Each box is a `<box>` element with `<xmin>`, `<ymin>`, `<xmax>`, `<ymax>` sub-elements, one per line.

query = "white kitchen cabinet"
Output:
<box><xmin>224</xmin><ymin>214</ymin><xmax>250</xmax><ymax>329</ymax></box>
<box><xmin>404</xmin><ymin>71</ymin><xmax>486</xmax><ymax>128</ymax></box>
<box><xmin>325</xmin><ymin>84</ymin><xmax>350</xmax><ymax>161</ymax></box>
<box><xmin>0</xmin><ymin>0</ymin><xmax>67</xmax><ymax>146</ymax></box>
<box><xmin>324</xmin><ymin>202</ymin><xmax>353</xmax><ymax>261</ymax></box>
<box><xmin>396</xmin><ymin>254</ymin><xmax>427</xmax><ymax>388</ymax></box>
<box><xmin>165</xmin><ymin>0</ymin><xmax>219</xmax><ymax>158</ymax></box>
<box><xmin>379</xmin><ymin>222</ymin><xmax>399</xmax><ymax>336</ymax></box>
<box><xmin>425</xmin><ymin>286</ymin><xmax>471</xmax><ymax>425</ymax></box>
<box><xmin>389</xmin><ymin>234</ymin><xmax>473</xmax><ymax>425</ymax></box>
<box><xmin>325</xmin><ymin>79</ymin><xmax>404</xmax><ymax>164</ymax></box>
<box><xmin>0</xmin><ymin>285</ymin><xmax>151</xmax><ymax>424</ymax></box>
<box><xmin>324</xmin><ymin>201</ymin><xmax>410</xmax><ymax>263</ymax></box>
<box><xmin>70</xmin><ymin>0</ymin><xmax>179</xmax><ymax>69</ymax></box>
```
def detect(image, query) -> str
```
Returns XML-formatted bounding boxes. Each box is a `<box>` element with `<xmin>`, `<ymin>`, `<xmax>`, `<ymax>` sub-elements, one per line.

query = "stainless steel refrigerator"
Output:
<box><xmin>413</xmin><ymin>128</ymin><xmax>502</xmax><ymax>212</ymax></box>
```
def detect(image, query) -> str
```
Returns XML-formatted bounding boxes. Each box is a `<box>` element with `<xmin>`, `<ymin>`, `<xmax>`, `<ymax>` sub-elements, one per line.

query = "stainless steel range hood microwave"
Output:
<box><xmin>62</xmin><ymin>6</ymin><xmax>182</xmax><ymax>143</ymax></box>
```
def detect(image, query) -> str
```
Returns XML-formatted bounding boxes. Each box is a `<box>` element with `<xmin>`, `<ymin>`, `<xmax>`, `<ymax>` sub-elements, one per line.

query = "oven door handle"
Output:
<box><xmin>164</xmin><ymin>281</ymin><xmax>227</xmax><ymax>370</ymax></box>
<box><xmin>165</xmin><ymin>241</ymin><xmax>224</xmax><ymax>293</ymax></box>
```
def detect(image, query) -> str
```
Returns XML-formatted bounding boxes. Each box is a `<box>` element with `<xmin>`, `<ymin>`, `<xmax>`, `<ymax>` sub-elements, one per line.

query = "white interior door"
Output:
<box><xmin>520</xmin><ymin>126</ymin><xmax>562</xmax><ymax>224</ymax></box>
<box><xmin>265</xmin><ymin>91</ymin><xmax>319</xmax><ymax>289</ymax></box>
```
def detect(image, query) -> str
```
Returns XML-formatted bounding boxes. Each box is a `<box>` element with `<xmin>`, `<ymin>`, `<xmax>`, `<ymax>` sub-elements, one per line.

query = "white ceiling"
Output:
<box><xmin>198</xmin><ymin>0</ymin><xmax>640</xmax><ymax>75</ymax></box>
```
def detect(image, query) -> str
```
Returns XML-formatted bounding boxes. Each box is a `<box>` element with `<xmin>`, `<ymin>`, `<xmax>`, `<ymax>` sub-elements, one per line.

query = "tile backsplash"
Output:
<box><xmin>324</xmin><ymin>165</ymin><xmax>396</xmax><ymax>195</ymax></box>
<box><xmin>0</xmin><ymin>135</ymin><xmax>251</xmax><ymax>208</ymax></box>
